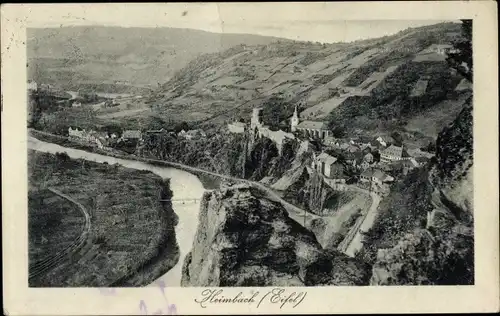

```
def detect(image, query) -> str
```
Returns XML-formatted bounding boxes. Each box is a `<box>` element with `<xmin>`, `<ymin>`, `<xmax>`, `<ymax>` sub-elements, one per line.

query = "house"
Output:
<box><xmin>312</xmin><ymin>152</ymin><xmax>346</xmax><ymax>179</ymax></box>
<box><xmin>339</xmin><ymin>142</ymin><xmax>349</xmax><ymax>150</ymax></box>
<box><xmin>380</xmin><ymin>145</ymin><xmax>410</xmax><ymax>163</ymax></box>
<box><xmin>360</xmin><ymin>169</ymin><xmax>394</xmax><ymax>185</ymax></box>
<box><xmin>178</xmin><ymin>129</ymin><xmax>206</xmax><ymax>140</ymax></box>
<box><xmin>72</xmin><ymin>101</ymin><xmax>82</xmax><ymax>107</ymax></box>
<box><xmin>68</xmin><ymin>127</ymin><xmax>85</xmax><ymax>139</ymax></box>
<box><xmin>122</xmin><ymin>130</ymin><xmax>142</xmax><ymax>141</ymax></box>
<box><xmin>323</xmin><ymin>136</ymin><xmax>338</xmax><ymax>147</ymax></box>
<box><xmin>227</xmin><ymin>122</ymin><xmax>246</xmax><ymax>134</ymax></box>
<box><xmin>363</xmin><ymin>153</ymin><xmax>374</xmax><ymax>163</ymax></box>
<box><xmin>372</xmin><ymin>169</ymin><xmax>394</xmax><ymax>185</ymax></box>
<box><xmin>346</xmin><ymin>144</ymin><xmax>360</xmax><ymax>153</ymax></box>
<box><xmin>344</xmin><ymin>151</ymin><xmax>363</xmax><ymax>168</ymax></box>
<box><xmin>28</xmin><ymin>80</ymin><xmax>38</xmax><ymax>91</ymax></box>
<box><xmin>414</xmin><ymin>156</ymin><xmax>430</xmax><ymax>166</ymax></box>
<box><xmin>375</xmin><ymin>136</ymin><xmax>396</xmax><ymax>148</ymax></box>
<box><xmin>392</xmin><ymin>158</ymin><xmax>421</xmax><ymax>175</ymax></box>
<box><xmin>360</xmin><ymin>169</ymin><xmax>374</xmax><ymax>183</ymax></box>
<box><xmin>359</xmin><ymin>160</ymin><xmax>371</xmax><ymax>171</ymax></box>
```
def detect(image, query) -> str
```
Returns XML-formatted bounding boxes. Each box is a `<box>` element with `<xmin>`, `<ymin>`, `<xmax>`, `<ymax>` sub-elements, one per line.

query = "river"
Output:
<box><xmin>27</xmin><ymin>136</ymin><xmax>205</xmax><ymax>287</ymax></box>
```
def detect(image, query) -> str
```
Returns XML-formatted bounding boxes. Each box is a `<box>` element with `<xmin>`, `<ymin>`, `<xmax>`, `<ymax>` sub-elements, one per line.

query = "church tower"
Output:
<box><xmin>291</xmin><ymin>105</ymin><xmax>299</xmax><ymax>132</ymax></box>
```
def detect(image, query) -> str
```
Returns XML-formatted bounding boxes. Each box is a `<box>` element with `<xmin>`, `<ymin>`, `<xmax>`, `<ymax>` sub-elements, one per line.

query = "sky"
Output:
<box><xmin>26</xmin><ymin>3</ymin><xmax>456</xmax><ymax>43</ymax></box>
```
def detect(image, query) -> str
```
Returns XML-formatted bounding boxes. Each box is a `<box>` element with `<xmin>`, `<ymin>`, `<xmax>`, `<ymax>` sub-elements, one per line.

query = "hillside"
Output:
<box><xmin>28</xmin><ymin>150</ymin><xmax>179</xmax><ymax>286</ymax></box>
<box><xmin>359</xmin><ymin>97</ymin><xmax>474</xmax><ymax>285</ymax></box>
<box><xmin>141</xmin><ymin>22</ymin><xmax>467</xmax><ymax>145</ymax></box>
<box><xmin>27</xmin><ymin>26</ymin><xmax>289</xmax><ymax>92</ymax></box>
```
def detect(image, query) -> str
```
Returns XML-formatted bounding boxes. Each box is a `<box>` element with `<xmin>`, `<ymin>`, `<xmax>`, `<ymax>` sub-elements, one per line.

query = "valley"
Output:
<box><xmin>27</xmin><ymin>20</ymin><xmax>474</xmax><ymax>287</ymax></box>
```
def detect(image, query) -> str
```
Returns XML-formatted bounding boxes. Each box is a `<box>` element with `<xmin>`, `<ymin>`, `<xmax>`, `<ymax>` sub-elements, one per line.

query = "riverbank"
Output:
<box><xmin>28</xmin><ymin>137</ymin><xmax>206</xmax><ymax>286</ymax></box>
<box><xmin>28</xmin><ymin>150</ymin><xmax>180</xmax><ymax>287</ymax></box>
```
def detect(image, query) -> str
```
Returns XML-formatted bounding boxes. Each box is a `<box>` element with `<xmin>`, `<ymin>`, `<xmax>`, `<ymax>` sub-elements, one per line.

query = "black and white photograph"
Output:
<box><xmin>3</xmin><ymin>2</ymin><xmax>499</xmax><ymax>315</ymax></box>
<box><xmin>25</xmin><ymin>13</ymin><xmax>476</xmax><ymax>288</ymax></box>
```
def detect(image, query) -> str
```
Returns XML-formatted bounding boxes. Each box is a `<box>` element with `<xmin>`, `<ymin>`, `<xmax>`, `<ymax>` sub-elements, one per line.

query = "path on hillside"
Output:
<box><xmin>337</xmin><ymin>185</ymin><xmax>382</xmax><ymax>257</ymax></box>
<box><xmin>29</xmin><ymin>187</ymin><xmax>91</xmax><ymax>280</ymax></box>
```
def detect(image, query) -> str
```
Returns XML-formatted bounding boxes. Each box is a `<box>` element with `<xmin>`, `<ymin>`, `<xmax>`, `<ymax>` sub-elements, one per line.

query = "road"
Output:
<box><xmin>337</xmin><ymin>185</ymin><xmax>382</xmax><ymax>257</ymax></box>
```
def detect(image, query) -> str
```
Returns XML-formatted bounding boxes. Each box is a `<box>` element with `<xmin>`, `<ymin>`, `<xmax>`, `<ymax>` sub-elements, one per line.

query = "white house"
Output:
<box><xmin>227</xmin><ymin>122</ymin><xmax>246</xmax><ymax>134</ymax></box>
<box><xmin>68</xmin><ymin>127</ymin><xmax>85</xmax><ymax>139</ymax></box>
<box><xmin>122</xmin><ymin>130</ymin><xmax>142</xmax><ymax>141</ymax></box>
<box><xmin>28</xmin><ymin>80</ymin><xmax>38</xmax><ymax>91</ymax></box>
<box><xmin>312</xmin><ymin>152</ymin><xmax>346</xmax><ymax>180</ymax></box>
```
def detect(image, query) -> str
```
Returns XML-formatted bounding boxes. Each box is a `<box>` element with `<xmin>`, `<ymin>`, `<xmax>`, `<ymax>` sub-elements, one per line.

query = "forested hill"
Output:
<box><xmin>27</xmin><ymin>26</ymin><xmax>289</xmax><ymax>92</ymax></box>
<box><xmin>145</xmin><ymin>22</ymin><xmax>469</xmax><ymax>145</ymax></box>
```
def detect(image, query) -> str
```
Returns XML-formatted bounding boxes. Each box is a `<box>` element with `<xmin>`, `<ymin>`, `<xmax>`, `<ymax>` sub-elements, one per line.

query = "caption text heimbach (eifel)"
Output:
<box><xmin>194</xmin><ymin>288</ymin><xmax>308</xmax><ymax>309</ymax></box>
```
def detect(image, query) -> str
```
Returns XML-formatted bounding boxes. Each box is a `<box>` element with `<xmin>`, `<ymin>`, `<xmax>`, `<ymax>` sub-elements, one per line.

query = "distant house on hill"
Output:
<box><xmin>413</xmin><ymin>43</ymin><xmax>454</xmax><ymax>62</ymax></box>
<box><xmin>455</xmin><ymin>78</ymin><xmax>472</xmax><ymax>92</ymax></box>
<box><xmin>72</xmin><ymin>101</ymin><xmax>82</xmax><ymax>107</ymax></box>
<box><xmin>122</xmin><ymin>130</ymin><xmax>142</xmax><ymax>141</ymax></box>
<box><xmin>28</xmin><ymin>80</ymin><xmax>38</xmax><ymax>91</ymax></box>
<box><xmin>380</xmin><ymin>145</ymin><xmax>410</xmax><ymax>163</ymax></box>
<box><xmin>178</xmin><ymin>129</ymin><xmax>206</xmax><ymax>140</ymax></box>
<box><xmin>68</xmin><ymin>127</ymin><xmax>85</xmax><ymax>139</ymax></box>
<box><xmin>227</xmin><ymin>121</ymin><xmax>246</xmax><ymax>134</ymax></box>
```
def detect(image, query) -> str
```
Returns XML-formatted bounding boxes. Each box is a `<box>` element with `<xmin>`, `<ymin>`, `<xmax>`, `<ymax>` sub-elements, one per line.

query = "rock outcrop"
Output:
<box><xmin>369</xmin><ymin>96</ymin><xmax>474</xmax><ymax>285</ymax></box>
<box><xmin>181</xmin><ymin>185</ymin><xmax>370</xmax><ymax>286</ymax></box>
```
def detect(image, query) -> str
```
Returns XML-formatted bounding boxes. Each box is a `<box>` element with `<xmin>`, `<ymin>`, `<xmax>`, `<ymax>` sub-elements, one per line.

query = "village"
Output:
<box><xmin>227</xmin><ymin>105</ymin><xmax>433</xmax><ymax>197</ymax></box>
<box><xmin>64</xmin><ymin>98</ymin><xmax>433</xmax><ymax>202</ymax></box>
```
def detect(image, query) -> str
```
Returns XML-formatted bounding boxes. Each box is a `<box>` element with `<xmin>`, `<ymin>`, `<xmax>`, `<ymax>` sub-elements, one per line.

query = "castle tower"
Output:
<box><xmin>250</xmin><ymin>107</ymin><xmax>263</xmax><ymax>131</ymax></box>
<box><xmin>291</xmin><ymin>105</ymin><xmax>299</xmax><ymax>132</ymax></box>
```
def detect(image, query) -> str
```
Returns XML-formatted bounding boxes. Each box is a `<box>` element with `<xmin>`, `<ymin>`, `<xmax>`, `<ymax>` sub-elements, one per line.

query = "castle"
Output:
<box><xmin>250</xmin><ymin>107</ymin><xmax>295</xmax><ymax>154</ymax></box>
<box><xmin>227</xmin><ymin>105</ymin><xmax>330</xmax><ymax>153</ymax></box>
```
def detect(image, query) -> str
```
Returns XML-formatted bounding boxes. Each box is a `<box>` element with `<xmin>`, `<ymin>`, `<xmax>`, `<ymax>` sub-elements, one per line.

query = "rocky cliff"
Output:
<box><xmin>181</xmin><ymin>185</ymin><xmax>370</xmax><ymax>286</ymax></box>
<box><xmin>368</xmin><ymin>96</ymin><xmax>474</xmax><ymax>285</ymax></box>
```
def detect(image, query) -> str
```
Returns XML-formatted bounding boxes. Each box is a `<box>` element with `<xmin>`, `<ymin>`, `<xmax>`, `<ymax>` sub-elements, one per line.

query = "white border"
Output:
<box><xmin>2</xmin><ymin>2</ymin><xmax>498</xmax><ymax>314</ymax></box>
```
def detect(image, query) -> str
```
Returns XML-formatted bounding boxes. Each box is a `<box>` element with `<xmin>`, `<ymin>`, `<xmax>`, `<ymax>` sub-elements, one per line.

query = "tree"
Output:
<box><xmin>331</xmin><ymin>126</ymin><xmax>346</xmax><ymax>138</ymax></box>
<box><xmin>446</xmin><ymin>20</ymin><xmax>472</xmax><ymax>82</ymax></box>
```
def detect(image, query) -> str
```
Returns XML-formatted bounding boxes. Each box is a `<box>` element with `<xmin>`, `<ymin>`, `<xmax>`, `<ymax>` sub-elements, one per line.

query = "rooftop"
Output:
<box><xmin>316</xmin><ymin>152</ymin><xmax>338</xmax><ymax>166</ymax></box>
<box><xmin>381</xmin><ymin>145</ymin><xmax>409</xmax><ymax>158</ymax></box>
<box><xmin>296</xmin><ymin>120</ymin><xmax>328</xmax><ymax>130</ymax></box>
<box><xmin>122</xmin><ymin>130</ymin><xmax>142</xmax><ymax>139</ymax></box>
<box><xmin>229</xmin><ymin>122</ymin><xmax>246</xmax><ymax>127</ymax></box>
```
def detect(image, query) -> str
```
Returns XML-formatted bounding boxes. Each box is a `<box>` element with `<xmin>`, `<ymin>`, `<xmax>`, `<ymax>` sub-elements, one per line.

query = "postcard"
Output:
<box><xmin>2</xmin><ymin>2</ymin><xmax>498</xmax><ymax>315</ymax></box>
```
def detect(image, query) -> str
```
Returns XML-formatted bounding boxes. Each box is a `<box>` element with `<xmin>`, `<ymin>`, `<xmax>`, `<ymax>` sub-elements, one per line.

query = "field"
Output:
<box><xmin>28</xmin><ymin>150</ymin><xmax>179</xmax><ymax>287</ymax></box>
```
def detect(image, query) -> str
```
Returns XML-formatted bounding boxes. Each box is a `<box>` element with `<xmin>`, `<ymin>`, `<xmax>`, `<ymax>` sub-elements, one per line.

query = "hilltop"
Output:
<box><xmin>142</xmin><ymin>22</ymin><xmax>468</xmax><ymax>145</ymax></box>
<box><xmin>27</xmin><ymin>26</ymin><xmax>289</xmax><ymax>92</ymax></box>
